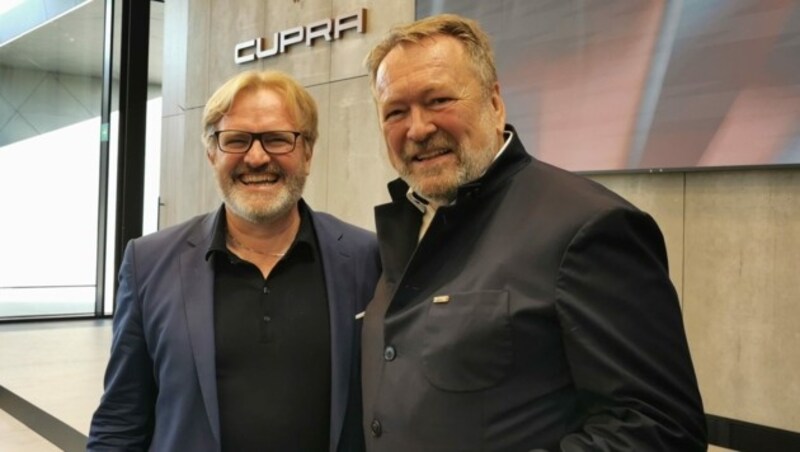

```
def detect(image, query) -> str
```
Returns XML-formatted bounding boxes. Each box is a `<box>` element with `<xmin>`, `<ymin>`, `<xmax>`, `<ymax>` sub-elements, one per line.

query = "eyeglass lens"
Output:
<box><xmin>217</xmin><ymin>131</ymin><xmax>297</xmax><ymax>154</ymax></box>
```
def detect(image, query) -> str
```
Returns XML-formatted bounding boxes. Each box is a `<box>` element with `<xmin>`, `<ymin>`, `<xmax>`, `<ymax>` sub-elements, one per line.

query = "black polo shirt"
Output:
<box><xmin>206</xmin><ymin>203</ymin><xmax>331</xmax><ymax>451</ymax></box>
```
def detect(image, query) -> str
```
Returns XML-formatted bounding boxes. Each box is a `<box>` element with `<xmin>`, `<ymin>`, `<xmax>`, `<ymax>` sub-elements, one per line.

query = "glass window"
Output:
<box><xmin>0</xmin><ymin>0</ymin><xmax>162</xmax><ymax>319</ymax></box>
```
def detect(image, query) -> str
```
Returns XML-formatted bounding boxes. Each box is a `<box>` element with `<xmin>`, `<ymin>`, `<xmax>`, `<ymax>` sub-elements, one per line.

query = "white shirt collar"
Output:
<box><xmin>405</xmin><ymin>130</ymin><xmax>514</xmax><ymax>212</ymax></box>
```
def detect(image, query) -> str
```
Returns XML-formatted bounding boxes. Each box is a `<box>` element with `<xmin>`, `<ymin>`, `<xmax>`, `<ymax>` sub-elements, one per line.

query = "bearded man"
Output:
<box><xmin>360</xmin><ymin>14</ymin><xmax>707</xmax><ymax>452</ymax></box>
<box><xmin>89</xmin><ymin>70</ymin><xmax>380</xmax><ymax>452</ymax></box>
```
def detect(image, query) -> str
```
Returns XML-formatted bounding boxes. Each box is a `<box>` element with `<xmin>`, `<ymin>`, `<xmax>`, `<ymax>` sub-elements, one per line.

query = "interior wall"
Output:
<box><xmin>161</xmin><ymin>0</ymin><xmax>800</xmax><ymax>434</ymax></box>
<box><xmin>160</xmin><ymin>0</ymin><xmax>404</xmax><ymax>230</ymax></box>
<box><xmin>590</xmin><ymin>170</ymin><xmax>800</xmax><ymax>433</ymax></box>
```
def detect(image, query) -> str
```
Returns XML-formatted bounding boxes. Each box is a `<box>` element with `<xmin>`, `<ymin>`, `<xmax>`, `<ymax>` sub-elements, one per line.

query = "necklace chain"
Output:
<box><xmin>226</xmin><ymin>232</ymin><xmax>287</xmax><ymax>257</ymax></box>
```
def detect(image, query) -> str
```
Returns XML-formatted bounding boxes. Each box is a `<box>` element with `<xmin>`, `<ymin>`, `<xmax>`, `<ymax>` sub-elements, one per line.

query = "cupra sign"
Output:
<box><xmin>234</xmin><ymin>8</ymin><xmax>367</xmax><ymax>64</ymax></box>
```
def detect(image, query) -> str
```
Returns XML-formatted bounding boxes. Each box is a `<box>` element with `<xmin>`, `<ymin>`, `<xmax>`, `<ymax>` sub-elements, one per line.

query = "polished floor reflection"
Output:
<box><xmin>0</xmin><ymin>319</ymin><xmax>740</xmax><ymax>452</ymax></box>
<box><xmin>0</xmin><ymin>319</ymin><xmax>111</xmax><ymax>451</ymax></box>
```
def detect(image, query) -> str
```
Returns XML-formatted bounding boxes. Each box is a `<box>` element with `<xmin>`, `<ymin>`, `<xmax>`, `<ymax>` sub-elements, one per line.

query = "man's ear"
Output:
<box><xmin>491</xmin><ymin>82</ymin><xmax>506</xmax><ymax>132</ymax></box>
<box><xmin>303</xmin><ymin>146</ymin><xmax>314</xmax><ymax>175</ymax></box>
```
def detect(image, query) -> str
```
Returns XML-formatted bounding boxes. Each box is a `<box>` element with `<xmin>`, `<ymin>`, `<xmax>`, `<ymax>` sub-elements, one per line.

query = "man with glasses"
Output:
<box><xmin>88</xmin><ymin>70</ymin><xmax>380</xmax><ymax>452</ymax></box>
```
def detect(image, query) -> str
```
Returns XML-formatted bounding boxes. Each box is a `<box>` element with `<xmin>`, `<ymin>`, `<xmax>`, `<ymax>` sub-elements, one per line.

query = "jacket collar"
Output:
<box><xmin>386</xmin><ymin>124</ymin><xmax>531</xmax><ymax>206</ymax></box>
<box><xmin>378</xmin><ymin>124</ymin><xmax>531</xmax><ymax>284</ymax></box>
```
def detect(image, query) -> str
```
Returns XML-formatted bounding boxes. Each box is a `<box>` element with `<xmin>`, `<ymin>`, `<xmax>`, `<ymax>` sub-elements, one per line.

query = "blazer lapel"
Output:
<box><xmin>311</xmin><ymin>211</ymin><xmax>352</xmax><ymax>452</ymax></box>
<box><xmin>180</xmin><ymin>214</ymin><xmax>221</xmax><ymax>447</ymax></box>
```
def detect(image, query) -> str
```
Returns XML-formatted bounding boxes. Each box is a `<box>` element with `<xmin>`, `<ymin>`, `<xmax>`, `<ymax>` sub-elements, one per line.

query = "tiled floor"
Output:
<box><xmin>0</xmin><ymin>409</ymin><xmax>60</xmax><ymax>452</ymax></box>
<box><xmin>0</xmin><ymin>319</ymin><xmax>111</xmax><ymax>451</ymax></box>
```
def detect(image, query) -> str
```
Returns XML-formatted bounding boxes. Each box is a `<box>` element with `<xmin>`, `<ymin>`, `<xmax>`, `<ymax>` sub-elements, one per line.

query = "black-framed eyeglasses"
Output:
<box><xmin>213</xmin><ymin>130</ymin><xmax>302</xmax><ymax>155</ymax></box>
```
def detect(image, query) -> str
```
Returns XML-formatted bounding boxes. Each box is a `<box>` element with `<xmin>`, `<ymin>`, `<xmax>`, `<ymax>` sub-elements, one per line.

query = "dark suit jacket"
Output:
<box><xmin>362</xmin><ymin>125</ymin><xmax>706</xmax><ymax>451</ymax></box>
<box><xmin>88</xmin><ymin>204</ymin><xmax>380</xmax><ymax>451</ymax></box>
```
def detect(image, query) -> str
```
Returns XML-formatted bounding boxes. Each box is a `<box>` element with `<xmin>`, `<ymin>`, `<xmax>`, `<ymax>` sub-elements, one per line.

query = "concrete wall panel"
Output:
<box><xmin>683</xmin><ymin>169</ymin><xmax>800</xmax><ymax>432</ymax></box>
<box><xmin>325</xmin><ymin>76</ymin><xmax>393</xmax><ymax>230</ymax></box>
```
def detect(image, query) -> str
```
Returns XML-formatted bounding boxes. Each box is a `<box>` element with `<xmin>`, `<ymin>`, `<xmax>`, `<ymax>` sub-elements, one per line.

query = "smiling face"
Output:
<box><xmin>207</xmin><ymin>87</ymin><xmax>312</xmax><ymax>224</ymax></box>
<box><xmin>374</xmin><ymin>34</ymin><xmax>506</xmax><ymax>204</ymax></box>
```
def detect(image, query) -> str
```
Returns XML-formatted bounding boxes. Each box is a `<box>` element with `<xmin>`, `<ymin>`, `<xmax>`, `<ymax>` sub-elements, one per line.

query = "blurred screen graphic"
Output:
<box><xmin>417</xmin><ymin>0</ymin><xmax>800</xmax><ymax>172</ymax></box>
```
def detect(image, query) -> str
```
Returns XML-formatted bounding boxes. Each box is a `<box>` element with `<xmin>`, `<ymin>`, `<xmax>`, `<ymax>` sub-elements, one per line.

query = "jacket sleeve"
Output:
<box><xmin>555</xmin><ymin>208</ymin><xmax>707</xmax><ymax>451</ymax></box>
<box><xmin>87</xmin><ymin>241</ymin><xmax>156</xmax><ymax>451</ymax></box>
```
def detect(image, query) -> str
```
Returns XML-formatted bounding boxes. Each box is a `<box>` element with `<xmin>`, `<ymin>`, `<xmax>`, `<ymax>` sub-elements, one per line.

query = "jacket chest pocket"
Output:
<box><xmin>422</xmin><ymin>290</ymin><xmax>513</xmax><ymax>392</ymax></box>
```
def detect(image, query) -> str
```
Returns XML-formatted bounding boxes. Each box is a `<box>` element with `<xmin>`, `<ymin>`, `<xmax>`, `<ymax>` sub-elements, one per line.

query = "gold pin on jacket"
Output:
<box><xmin>432</xmin><ymin>295</ymin><xmax>450</xmax><ymax>304</ymax></box>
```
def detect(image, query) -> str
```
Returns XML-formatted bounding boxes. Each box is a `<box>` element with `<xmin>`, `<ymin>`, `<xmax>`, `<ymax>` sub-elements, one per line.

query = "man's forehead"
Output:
<box><xmin>377</xmin><ymin>39</ymin><xmax>458</xmax><ymax>79</ymax></box>
<box><xmin>231</xmin><ymin>86</ymin><xmax>279</xmax><ymax>104</ymax></box>
<box><xmin>384</xmin><ymin>34</ymin><xmax>463</xmax><ymax>63</ymax></box>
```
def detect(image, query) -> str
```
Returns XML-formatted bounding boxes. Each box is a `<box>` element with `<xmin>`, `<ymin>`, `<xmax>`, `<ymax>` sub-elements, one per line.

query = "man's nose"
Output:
<box><xmin>243</xmin><ymin>139</ymin><xmax>273</xmax><ymax>166</ymax></box>
<box><xmin>406</xmin><ymin>107</ymin><xmax>436</xmax><ymax>142</ymax></box>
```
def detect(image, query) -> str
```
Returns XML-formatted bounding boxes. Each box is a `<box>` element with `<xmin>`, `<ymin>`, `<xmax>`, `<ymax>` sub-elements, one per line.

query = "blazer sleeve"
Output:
<box><xmin>555</xmin><ymin>208</ymin><xmax>707</xmax><ymax>451</ymax></box>
<box><xmin>87</xmin><ymin>241</ymin><xmax>157</xmax><ymax>451</ymax></box>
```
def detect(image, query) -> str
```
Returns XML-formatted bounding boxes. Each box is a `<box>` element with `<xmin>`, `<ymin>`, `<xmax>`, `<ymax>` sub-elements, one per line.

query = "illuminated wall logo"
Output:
<box><xmin>234</xmin><ymin>9</ymin><xmax>366</xmax><ymax>64</ymax></box>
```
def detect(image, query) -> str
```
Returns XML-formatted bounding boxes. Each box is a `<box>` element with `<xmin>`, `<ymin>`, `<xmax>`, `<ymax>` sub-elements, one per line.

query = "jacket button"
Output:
<box><xmin>371</xmin><ymin>419</ymin><xmax>382</xmax><ymax>437</ymax></box>
<box><xmin>383</xmin><ymin>345</ymin><xmax>396</xmax><ymax>361</ymax></box>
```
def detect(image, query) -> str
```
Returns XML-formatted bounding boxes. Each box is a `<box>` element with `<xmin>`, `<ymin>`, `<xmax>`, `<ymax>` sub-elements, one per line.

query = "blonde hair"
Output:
<box><xmin>201</xmin><ymin>70</ymin><xmax>318</xmax><ymax>151</ymax></box>
<box><xmin>364</xmin><ymin>14</ymin><xmax>497</xmax><ymax>92</ymax></box>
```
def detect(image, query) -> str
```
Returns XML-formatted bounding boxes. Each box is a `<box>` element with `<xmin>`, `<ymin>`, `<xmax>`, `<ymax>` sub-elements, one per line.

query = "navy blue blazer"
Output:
<box><xmin>88</xmin><ymin>205</ymin><xmax>380</xmax><ymax>451</ymax></box>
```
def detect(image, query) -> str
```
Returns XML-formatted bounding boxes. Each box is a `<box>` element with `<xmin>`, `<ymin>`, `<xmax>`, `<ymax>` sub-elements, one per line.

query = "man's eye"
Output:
<box><xmin>264</xmin><ymin>137</ymin><xmax>292</xmax><ymax>145</ymax></box>
<box><xmin>430</xmin><ymin>97</ymin><xmax>453</xmax><ymax>106</ymax></box>
<box><xmin>384</xmin><ymin>110</ymin><xmax>403</xmax><ymax>121</ymax></box>
<box><xmin>224</xmin><ymin>137</ymin><xmax>249</xmax><ymax>146</ymax></box>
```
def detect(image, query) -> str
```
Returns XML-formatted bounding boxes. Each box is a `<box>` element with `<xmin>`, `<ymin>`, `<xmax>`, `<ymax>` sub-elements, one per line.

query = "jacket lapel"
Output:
<box><xmin>375</xmin><ymin>179</ymin><xmax>422</xmax><ymax>287</ymax></box>
<box><xmin>180</xmin><ymin>213</ymin><xmax>221</xmax><ymax>447</ymax></box>
<box><xmin>311</xmin><ymin>210</ymin><xmax>352</xmax><ymax>452</ymax></box>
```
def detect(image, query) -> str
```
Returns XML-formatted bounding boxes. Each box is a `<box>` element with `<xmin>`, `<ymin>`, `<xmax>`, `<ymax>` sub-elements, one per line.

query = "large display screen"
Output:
<box><xmin>416</xmin><ymin>0</ymin><xmax>800</xmax><ymax>172</ymax></box>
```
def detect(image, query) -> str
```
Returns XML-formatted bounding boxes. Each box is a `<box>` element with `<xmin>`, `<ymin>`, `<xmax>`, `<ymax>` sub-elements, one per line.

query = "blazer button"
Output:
<box><xmin>383</xmin><ymin>345</ymin><xmax>396</xmax><ymax>361</ymax></box>
<box><xmin>370</xmin><ymin>419</ymin><xmax>382</xmax><ymax>437</ymax></box>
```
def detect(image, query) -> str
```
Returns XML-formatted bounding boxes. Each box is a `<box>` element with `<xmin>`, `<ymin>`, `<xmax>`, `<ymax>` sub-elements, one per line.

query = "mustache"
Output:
<box><xmin>403</xmin><ymin>132</ymin><xmax>458</xmax><ymax>160</ymax></box>
<box><xmin>234</xmin><ymin>162</ymin><xmax>284</xmax><ymax>178</ymax></box>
